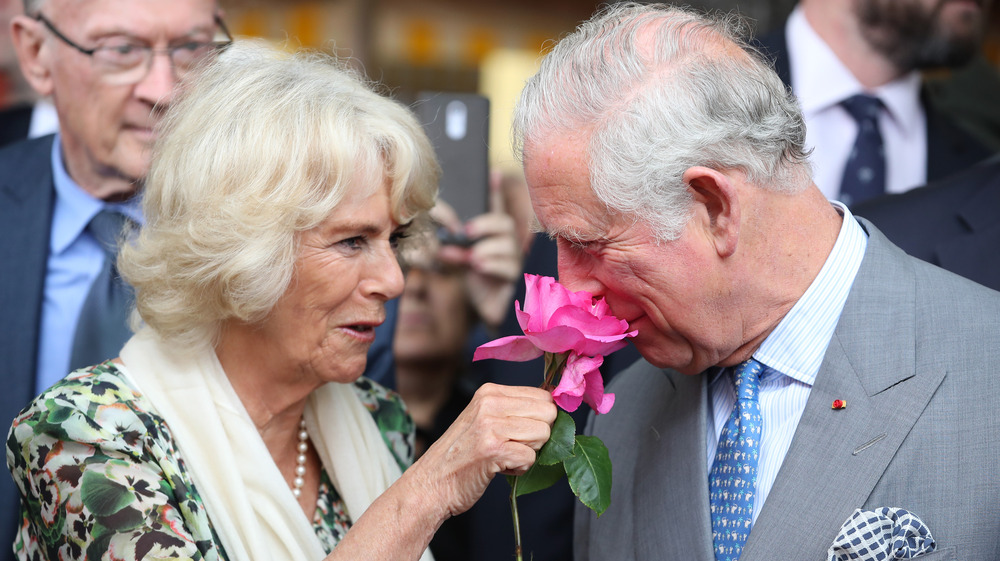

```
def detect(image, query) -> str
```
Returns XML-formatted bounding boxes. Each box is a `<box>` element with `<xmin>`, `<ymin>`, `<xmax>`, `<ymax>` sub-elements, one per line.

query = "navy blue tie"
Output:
<box><xmin>70</xmin><ymin>210</ymin><xmax>134</xmax><ymax>370</ymax></box>
<box><xmin>839</xmin><ymin>94</ymin><xmax>885</xmax><ymax>207</ymax></box>
<box><xmin>709</xmin><ymin>358</ymin><xmax>764</xmax><ymax>561</ymax></box>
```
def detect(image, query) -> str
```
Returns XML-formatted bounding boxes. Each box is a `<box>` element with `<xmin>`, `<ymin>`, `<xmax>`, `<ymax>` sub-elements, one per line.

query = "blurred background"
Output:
<box><xmin>3</xmin><ymin>0</ymin><xmax>999</xmax><ymax>171</ymax></box>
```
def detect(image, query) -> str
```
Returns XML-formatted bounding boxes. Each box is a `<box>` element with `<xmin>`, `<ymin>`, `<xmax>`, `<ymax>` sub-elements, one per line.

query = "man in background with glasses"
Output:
<box><xmin>0</xmin><ymin>0</ymin><xmax>229</xmax><ymax>556</ymax></box>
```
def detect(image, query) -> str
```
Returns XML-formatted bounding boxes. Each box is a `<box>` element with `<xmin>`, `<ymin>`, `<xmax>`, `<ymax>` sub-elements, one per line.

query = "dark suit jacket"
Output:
<box><xmin>754</xmin><ymin>28</ymin><xmax>993</xmax><ymax>185</ymax></box>
<box><xmin>0</xmin><ymin>135</ymin><xmax>53</xmax><ymax>560</ymax></box>
<box><xmin>853</xmin><ymin>155</ymin><xmax>1000</xmax><ymax>291</ymax></box>
<box><xmin>0</xmin><ymin>105</ymin><xmax>32</xmax><ymax>149</ymax></box>
<box><xmin>575</xmin><ymin>219</ymin><xmax>1000</xmax><ymax>560</ymax></box>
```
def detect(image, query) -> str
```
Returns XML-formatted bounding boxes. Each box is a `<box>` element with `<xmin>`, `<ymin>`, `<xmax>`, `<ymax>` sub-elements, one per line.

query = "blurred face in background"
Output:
<box><xmin>394</xmin><ymin>242</ymin><xmax>474</xmax><ymax>367</ymax></box>
<box><xmin>13</xmin><ymin>0</ymin><xmax>220</xmax><ymax>197</ymax></box>
<box><xmin>855</xmin><ymin>0</ymin><xmax>990</xmax><ymax>70</ymax></box>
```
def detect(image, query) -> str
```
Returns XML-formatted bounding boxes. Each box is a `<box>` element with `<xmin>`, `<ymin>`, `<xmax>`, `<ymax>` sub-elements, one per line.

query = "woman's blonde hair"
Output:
<box><xmin>118</xmin><ymin>41</ymin><xmax>439</xmax><ymax>347</ymax></box>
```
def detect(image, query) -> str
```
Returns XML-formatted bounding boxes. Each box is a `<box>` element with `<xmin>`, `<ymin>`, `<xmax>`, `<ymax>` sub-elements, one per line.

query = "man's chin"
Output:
<box><xmin>634</xmin><ymin>342</ymin><xmax>698</xmax><ymax>373</ymax></box>
<box><xmin>112</xmin><ymin>142</ymin><xmax>154</xmax><ymax>182</ymax></box>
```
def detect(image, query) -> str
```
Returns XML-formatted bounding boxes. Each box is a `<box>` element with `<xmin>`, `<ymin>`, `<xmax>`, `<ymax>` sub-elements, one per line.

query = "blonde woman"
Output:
<box><xmin>7</xmin><ymin>42</ymin><xmax>554</xmax><ymax>561</ymax></box>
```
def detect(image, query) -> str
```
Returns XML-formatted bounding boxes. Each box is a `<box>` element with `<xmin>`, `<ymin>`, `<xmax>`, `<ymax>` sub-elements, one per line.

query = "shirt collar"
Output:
<box><xmin>786</xmin><ymin>6</ymin><xmax>923</xmax><ymax>136</ymax></box>
<box><xmin>49</xmin><ymin>134</ymin><xmax>144</xmax><ymax>254</ymax></box>
<box><xmin>752</xmin><ymin>201</ymin><xmax>868</xmax><ymax>386</ymax></box>
<box><xmin>874</xmin><ymin>73</ymin><xmax>923</xmax><ymax>137</ymax></box>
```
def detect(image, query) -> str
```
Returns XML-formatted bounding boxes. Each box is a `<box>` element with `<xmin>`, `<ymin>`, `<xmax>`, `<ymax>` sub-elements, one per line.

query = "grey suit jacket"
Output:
<box><xmin>575</xmin><ymin>219</ymin><xmax>1000</xmax><ymax>561</ymax></box>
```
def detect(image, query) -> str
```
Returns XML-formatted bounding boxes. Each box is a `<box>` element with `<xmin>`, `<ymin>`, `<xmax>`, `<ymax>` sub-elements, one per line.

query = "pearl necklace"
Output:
<box><xmin>292</xmin><ymin>418</ymin><xmax>309</xmax><ymax>498</ymax></box>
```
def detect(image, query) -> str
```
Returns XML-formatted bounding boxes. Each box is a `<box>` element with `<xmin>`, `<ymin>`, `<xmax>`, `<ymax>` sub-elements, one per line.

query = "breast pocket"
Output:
<box><xmin>906</xmin><ymin>546</ymin><xmax>956</xmax><ymax>561</ymax></box>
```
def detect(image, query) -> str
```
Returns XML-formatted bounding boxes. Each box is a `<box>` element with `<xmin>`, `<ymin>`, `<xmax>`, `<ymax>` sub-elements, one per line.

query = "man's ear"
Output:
<box><xmin>11</xmin><ymin>15</ymin><xmax>55</xmax><ymax>97</ymax></box>
<box><xmin>682</xmin><ymin>166</ymin><xmax>740</xmax><ymax>258</ymax></box>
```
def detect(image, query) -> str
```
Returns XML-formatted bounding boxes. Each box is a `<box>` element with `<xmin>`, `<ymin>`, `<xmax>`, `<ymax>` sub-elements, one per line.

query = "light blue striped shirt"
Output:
<box><xmin>36</xmin><ymin>136</ymin><xmax>142</xmax><ymax>393</ymax></box>
<box><xmin>707</xmin><ymin>202</ymin><xmax>867</xmax><ymax>523</ymax></box>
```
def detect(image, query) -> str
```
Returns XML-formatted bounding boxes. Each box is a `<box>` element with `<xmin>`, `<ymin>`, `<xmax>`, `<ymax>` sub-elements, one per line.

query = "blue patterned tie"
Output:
<box><xmin>709</xmin><ymin>358</ymin><xmax>763</xmax><ymax>561</ymax></box>
<box><xmin>839</xmin><ymin>94</ymin><xmax>885</xmax><ymax>207</ymax></box>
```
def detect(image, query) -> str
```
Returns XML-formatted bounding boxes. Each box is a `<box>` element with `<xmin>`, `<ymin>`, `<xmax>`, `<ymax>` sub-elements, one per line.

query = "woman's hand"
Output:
<box><xmin>325</xmin><ymin>383</ymin><xmax>555</xmax><ymax>561</ymax></box>
<box><xmin>408</xmin><ymin>383</ymin><xmax>556</xmax><ymax>518</ymax></box>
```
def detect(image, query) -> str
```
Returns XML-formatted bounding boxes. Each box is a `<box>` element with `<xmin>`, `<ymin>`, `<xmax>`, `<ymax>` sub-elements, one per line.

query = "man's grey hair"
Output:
<box><xmin>512</xmin><ymin>3</ymin><xmax>811</xmax><ymax>241</ymax></box>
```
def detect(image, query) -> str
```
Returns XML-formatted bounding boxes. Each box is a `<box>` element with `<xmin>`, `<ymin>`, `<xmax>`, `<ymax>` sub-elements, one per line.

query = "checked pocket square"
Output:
<box><xmin>828</xmin><ymin>507</ymin><xmax>936</xmax><ymax>561</ymax></box>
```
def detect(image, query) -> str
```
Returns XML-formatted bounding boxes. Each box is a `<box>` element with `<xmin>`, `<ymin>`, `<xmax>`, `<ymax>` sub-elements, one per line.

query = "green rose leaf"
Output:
<box><xmin>564</xmin><ymin>435</ymin><xmax>612</xmax><ymax>516</ymax></box>
<box><xmin>81</xmin><ymin>469</ymin><xmax>135</xmax><ymax>516</ymax></box>
<box><xmin>537</xmin><ymin>410</ymin><xmax>576</xmax><ymax>466</ymax></box>
<box><xmin>509</xmin><ymin>461</ymin><xmax>566</xmax><ymax>497</ymax></box>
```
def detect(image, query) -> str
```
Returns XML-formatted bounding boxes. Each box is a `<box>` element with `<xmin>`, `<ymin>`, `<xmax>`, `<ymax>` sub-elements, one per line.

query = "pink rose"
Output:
<box><xmin>473</xmin><ymin>274</ymin><xmax>636</xmax><ymax>361</ymax></box>
<box><xmin>473</xmin><ymin>274</ymin><xmax>636</xmax><ymax>415</ymax></box>
<box><xmin>551</xmin><ymin>354</ymin><xmax>616</xmax><ymax>414</ymax></box>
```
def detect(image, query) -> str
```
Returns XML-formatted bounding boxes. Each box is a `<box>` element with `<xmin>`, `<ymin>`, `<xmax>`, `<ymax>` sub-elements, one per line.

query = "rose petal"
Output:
<box><xmin>524</xmin><ymin>325</ymin><xmax>593</xmax><ymax>355</ymax></box>
<box><xmin>551</xmin><ymin>354</ymin><xmax>604</xmax><ymax>413</ymax></box>
<box><xmin>573</xmin><ymin>336</ymin><xmax>635</xmax><ymax>358</ymax></box>
<box><xmin>552</xmin><ymin>391</ymin><xmax>584</xmax><ymax>412</ymax></box>
<box><xmin>473</xmin><ymin>335</ymin><xmax>544</xmax><ymax>362</ymax></box>
<box><xmin>582</xmin><ymin>368</ymin><xmax>616</xmax><ymax>414</ymax></box>
<box><xmin>514</xmin><ymin>304</ymin><xmax>532</xmax><ymax>334</ymax></box>
<box><xmin>522</xmin><ymin>275</ymin><xmax>568</xmax><ymax>331</ymax></box>
<box><xmin>547</xmin><ymin>305</ymin><xmax>632</xmax><ymax>337</ymax></box>
<box><xmin>590</xmin><ymin>297</ymin><xmax>612</xmax><ymax>318</ymax></box>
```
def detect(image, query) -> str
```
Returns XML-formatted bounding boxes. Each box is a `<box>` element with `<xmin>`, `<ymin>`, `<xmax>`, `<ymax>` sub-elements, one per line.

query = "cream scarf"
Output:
<box><xmin>119</xmin><ymin>327</ymin><xmax>434</xmax><ymax>561</ymax></box>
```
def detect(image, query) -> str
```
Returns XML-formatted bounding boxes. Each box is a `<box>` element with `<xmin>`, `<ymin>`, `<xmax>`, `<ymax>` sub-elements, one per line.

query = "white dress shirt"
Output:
<box><xmin>707</xmin><ymin>202</ymin><xmax>868</xmax><ymax>523</ymax></box>
<box><xmin>785</xmin><ymin>6</ymin><xmax>928</xmax><ymax>202</ymax></box>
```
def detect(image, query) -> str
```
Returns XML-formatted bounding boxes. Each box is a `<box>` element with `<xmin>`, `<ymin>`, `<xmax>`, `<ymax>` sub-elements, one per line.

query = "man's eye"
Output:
<box><xmin>98</xmin><ymin>43</ymin><xmax>147</xmax><ymax>66</ymax></box>
<box><xmin>171</xmin><ymin>42</ymin><xmax>215</xmax><ymax>65</ymax></box>
<box><xmin>174</xmin><ymin>41</ymin><xmax>204</xmax><ymax>52</ymax></box>
<box><xmin>557</xmin><ymin>236</ymin><xmax>596</xmax><ymax>254</ymax></box>
<box><xmin>107</xmin><ymin>44</ymin><xmax>142</xmax><ymax>56</ymax></box>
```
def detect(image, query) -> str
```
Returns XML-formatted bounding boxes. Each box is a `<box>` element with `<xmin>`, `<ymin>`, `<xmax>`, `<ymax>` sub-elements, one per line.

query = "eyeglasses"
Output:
<box><xmin>34</xmin><ymin>13</ymin><xmax>233</xmax><ymax>85</ymax></box>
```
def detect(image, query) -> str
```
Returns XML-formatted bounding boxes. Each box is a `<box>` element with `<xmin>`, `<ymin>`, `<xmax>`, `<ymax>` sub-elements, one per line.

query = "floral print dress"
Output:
<box><xmin>5</xmin><ymin>362</ymin><xmax>415</xmax><ymax>561</ymax></box>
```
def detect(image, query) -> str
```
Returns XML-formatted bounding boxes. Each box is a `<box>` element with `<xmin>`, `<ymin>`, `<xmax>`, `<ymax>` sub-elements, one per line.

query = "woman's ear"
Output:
<box><xmin>682</xmin><ymin>165</ymin><xmax>740</xmax><ymax>258</ymax></box>
<box><xmin>10</xmin><ymin>15</ymin><xmax>55</xmax><ymax>97</ymax></box>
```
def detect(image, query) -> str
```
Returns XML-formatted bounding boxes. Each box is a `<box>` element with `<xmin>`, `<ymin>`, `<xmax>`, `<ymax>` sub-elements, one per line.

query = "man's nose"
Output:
<box><xmin>134</xmin><ymin>52</ymin><xmax>177</xmax><ymax>106</ymax></box>
<box><xmin>556</xmin><ymin>251</ymin><xmax>604</xmax><ymax>296</ymax></box>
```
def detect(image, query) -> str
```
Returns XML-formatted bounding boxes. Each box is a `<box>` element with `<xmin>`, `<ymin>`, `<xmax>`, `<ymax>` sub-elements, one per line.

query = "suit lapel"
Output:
<box><xmin>933</xmin><ymin>167</ymin><xmax>1000</xmax><ymax>286</ymax></box>
<box><xmin>633</xmin><ymin>369</ymin><xmax>715</xmax><ymax>561</ymax></box>
<box><xmin>924</xmin><ymin>91</ymin><xmax>993</xmax><ymax>182</ymax></box>
<box><xmin>741</xmin><ymin>222</ymin><xmax>946</xmax><ymax>560</ymax></box>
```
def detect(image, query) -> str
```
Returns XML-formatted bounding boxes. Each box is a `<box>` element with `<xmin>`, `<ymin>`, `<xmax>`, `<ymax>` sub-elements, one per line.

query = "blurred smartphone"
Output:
<box><xmin>416</xmin><ymin>92</ymin><xmax>490</xmax><ymax>227</ymax></box>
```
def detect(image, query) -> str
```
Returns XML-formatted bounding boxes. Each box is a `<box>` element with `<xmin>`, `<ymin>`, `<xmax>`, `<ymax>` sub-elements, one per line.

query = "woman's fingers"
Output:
<box><xmin>413</xmin><ymin>383</ymin><xmax>556</xmax><ymax>515</ymax></box>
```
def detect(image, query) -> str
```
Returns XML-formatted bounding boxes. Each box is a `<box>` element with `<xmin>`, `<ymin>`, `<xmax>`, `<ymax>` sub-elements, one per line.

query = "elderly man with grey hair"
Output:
<box><xmin>513</xmin><ymin>3</ymin><xmax>1000</xmax><ymax>561</ymax></box>
<box><xmin>0</xmin><ymin>1</ymin><xmax>228</xmax><ymax>554</ymax></box>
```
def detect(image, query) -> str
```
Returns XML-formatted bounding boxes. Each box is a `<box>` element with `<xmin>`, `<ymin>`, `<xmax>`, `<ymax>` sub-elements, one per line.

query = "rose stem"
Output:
<box><xmin>510</xmin><ymin>476</ymin><xmax>524</xmax><ymax>561</ymax></box>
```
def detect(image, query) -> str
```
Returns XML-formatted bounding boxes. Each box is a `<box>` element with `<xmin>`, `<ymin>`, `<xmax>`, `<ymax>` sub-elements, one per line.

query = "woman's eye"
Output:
<box><xmin>389</xmin><ymin>231</ymin><xmax>410</xmax><ymax>250</ymax></box>
<box><xmin>337</xmin><ymin>236</ymin><xmax>364</xmax><ymax>251</ymax></box>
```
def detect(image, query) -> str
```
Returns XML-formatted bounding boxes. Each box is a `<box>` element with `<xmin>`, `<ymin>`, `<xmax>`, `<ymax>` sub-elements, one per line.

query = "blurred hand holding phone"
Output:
<box><xmin>415</xmin><ymin>92</ymin><xmax>524</xmax><ymax>327</ymax></box>
<box><xmin>416</xmin><ymin>91</ymin><xmax>490</xmax><ymax>248</ymax></box>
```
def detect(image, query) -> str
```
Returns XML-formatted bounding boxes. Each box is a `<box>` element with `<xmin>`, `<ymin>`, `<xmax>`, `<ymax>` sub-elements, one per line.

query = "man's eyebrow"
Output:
<box><xmin>534</xmin><ymin>223</ymin><xmax>589</xmax><ymax>243</ymax></box>
<box><xmin>88</xmin><ymin>23</ymin><xmax>215</xmax><ymax>42</ymax></box>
